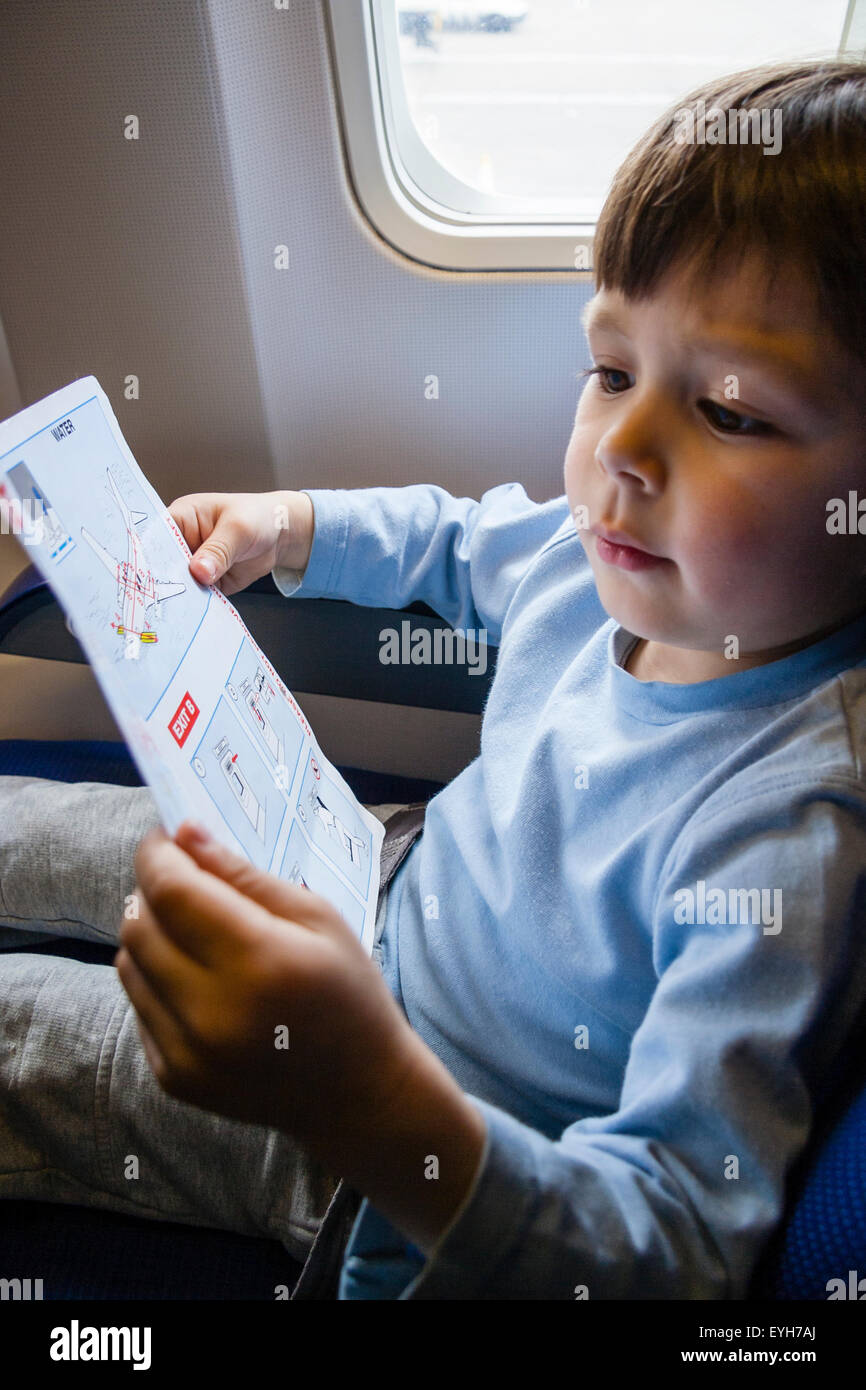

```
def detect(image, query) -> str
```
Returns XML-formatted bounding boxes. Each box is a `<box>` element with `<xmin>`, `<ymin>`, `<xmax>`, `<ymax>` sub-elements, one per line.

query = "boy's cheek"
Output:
<box><xmin>563</xmin><ymin>415</ymin><xmax>598</xmax><ymax>475</ymax></box>
<box><xmin>684</xmin><ymin>493</ymin><xmax>777</xmax><ymax>569</ymax></box>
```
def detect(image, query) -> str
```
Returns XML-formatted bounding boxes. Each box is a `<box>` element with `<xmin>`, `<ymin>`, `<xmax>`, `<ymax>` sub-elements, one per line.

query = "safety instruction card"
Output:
<box><xmin>0</xmin><ymin>377</ymin><xmax>385</xmax><ymax>952</ymax></box>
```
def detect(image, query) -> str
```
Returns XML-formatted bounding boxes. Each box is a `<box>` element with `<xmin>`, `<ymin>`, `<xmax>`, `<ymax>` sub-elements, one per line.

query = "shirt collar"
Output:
<box><xmin>608</xmin><ymin>611</ymin><xmax>866</xmax><ymax>722</ymax></box>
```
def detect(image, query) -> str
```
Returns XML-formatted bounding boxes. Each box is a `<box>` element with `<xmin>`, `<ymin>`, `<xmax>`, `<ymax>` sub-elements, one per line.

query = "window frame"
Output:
<box><xmin>324</xmin><ymin>0</ymin><xmax>595</xmax><ymax>272</ymax></box>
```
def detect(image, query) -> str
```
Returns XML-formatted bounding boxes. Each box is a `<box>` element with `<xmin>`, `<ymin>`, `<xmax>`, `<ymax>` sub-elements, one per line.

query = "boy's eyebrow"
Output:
<box><xmin>582</xmin><ymin>302</ymin><xmax>824</xmax><ymax>398</ymax></box>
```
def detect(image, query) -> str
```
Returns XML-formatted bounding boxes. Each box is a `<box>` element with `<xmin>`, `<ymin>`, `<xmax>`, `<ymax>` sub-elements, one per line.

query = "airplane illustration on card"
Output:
<box><xmin>81</xmin><ymin>468</ymin><xmax>185</xmax><ymax>649</ymax></box>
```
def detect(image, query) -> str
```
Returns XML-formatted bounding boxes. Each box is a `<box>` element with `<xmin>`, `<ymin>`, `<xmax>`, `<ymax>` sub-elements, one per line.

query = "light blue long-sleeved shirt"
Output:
<box><xmin>272</xmin><ymin>482</ymin><xmax>866</xmax><ymax>1299</ymax></box>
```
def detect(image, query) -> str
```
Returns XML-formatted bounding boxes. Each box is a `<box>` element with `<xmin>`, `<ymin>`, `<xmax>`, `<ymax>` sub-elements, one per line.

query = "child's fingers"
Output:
<box><xmin>135</xmin><ymin>1016</ymin><xmax>167</xmax><ymax>1084</ymax></box>
<box><xmin>173</xmin><ymin>821</ymin><xmax>341</xmax><ymax>934</ymax></box>
<box><xmin>133</xmin><ymin>828</ymin><xmax>288</xmax><ymax>965</ymax></box>
<box><xmin>116</xmin><ymin>944</ymin><xmax>202</xmax><ymax>1081</ymax></box>
<box><xmin>119</xmin><ymin>892</ymin><xmax>208</xmax><ymax>1024</ymax></box>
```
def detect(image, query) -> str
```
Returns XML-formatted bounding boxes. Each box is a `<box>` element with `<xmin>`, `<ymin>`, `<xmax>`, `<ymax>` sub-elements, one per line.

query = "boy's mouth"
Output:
<box><xmin>592</xmin><ymin>526</ymin><xmax>668</xmax><ymax>572</ymax></box>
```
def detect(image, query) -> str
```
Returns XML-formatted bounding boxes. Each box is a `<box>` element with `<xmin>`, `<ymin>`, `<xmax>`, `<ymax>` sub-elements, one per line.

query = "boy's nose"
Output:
<box><xmin>593</xmin><ymin>390</ymin><xmax>668</xmax><ymax>493</ymax></box>
<box><xmin>594</xmin><ymin>431</ymin><xmax>666</xmax><ymax>494</ymax></box>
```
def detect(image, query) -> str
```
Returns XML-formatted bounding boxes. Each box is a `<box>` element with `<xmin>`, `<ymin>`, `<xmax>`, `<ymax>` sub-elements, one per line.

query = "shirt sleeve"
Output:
<box><xmin>271</xmin><ymin>483</ymin><xmax>570</xmax><ymax>647</ymax></box>
<box><xmin>384</xmin><ymin>777</ymin><xmax>866</xmax><ymax>1299</ymax></box>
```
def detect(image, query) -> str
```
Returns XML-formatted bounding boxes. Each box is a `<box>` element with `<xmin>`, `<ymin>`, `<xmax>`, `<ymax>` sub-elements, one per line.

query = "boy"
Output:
<box><xmin>3</xmin><ymin>55</ymin><xmax>866</xmax><ymax>1299</ymax></box>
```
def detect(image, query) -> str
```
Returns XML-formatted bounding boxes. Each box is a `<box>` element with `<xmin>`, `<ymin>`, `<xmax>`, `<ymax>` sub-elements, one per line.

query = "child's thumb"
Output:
<box><xmin>189</xmin><ymin>549</ymin><xmax>219</xmax><ymax>583</ymax></box>
<box><xmin>188</xmin><ymin>518</ymin><xmax>246</xmax><ymax>584</ymax></box>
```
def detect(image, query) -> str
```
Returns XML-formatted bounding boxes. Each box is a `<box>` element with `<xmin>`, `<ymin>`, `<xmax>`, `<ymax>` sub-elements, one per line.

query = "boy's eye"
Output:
<box><xmin>580</xmin><ymin>365</ymin><xmax>630</xmax><ymax>394</ymax></box>
<box><xmin>700</xmin><ymin>399</ymin><xmax>773</xmax><ymax>436</ymax></box>
<box><xmin>578</xmin><ymin>366</ymin><xmax>775</xmax><ymax>437</ymax></box>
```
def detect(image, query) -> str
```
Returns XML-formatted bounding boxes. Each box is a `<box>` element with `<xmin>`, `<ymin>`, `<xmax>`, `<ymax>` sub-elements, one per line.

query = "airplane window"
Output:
<box><xmin>386</xmin><ymin>0</ymin><xmax>854</xmax><ymax>220</ymax></box>
<box><xmin>331</xmin><ymin>0</ymin><xmax>865</xmax><ymax>268</ymax></box>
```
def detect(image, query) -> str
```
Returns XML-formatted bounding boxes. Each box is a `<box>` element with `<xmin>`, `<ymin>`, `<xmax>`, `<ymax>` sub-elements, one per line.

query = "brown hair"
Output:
<box><xmin>593</xmin><ymin>58</ymin><xmax>866</xmax><ymax>365</ymax></box>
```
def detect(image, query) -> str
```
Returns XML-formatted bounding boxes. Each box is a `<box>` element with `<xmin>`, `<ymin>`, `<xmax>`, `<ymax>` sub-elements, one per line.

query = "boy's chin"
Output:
<box><xmin>594</xmin><ymin>600</ymin><xmax>699</xmax><ymax>653</ymax></box>
<box><xmin>590</xmin><ymin>579</ymin><xmax>662</xmax><ymax>640</ymax></box>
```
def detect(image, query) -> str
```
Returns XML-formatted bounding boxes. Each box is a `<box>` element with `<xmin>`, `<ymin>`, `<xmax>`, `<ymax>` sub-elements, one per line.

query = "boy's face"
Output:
<box><xmin>565</xmin><ymin>252</ymin><xmax>866</xmax><ymax>680</ymax></box>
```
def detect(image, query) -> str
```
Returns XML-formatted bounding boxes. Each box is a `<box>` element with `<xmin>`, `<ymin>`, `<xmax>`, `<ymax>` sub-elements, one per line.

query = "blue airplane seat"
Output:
<box><xmin>747</xmin><ymin>1016</ymin><xmax>866</xmax><ymax>1300</ymax></box>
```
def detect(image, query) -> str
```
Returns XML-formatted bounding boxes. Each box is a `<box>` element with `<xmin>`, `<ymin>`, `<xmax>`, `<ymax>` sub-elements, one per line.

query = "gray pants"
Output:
<box><xmin>0</xmin><ymin>776</ymin><xmax>405</xmax><ymax>1263</ymax></box>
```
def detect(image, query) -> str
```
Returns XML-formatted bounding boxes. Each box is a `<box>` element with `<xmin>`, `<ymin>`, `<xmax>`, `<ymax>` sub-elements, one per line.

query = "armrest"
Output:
<box><xmin>0</xmin><ymin>567</ymin><xmax>497</xmax><ymax>715</ymax></box>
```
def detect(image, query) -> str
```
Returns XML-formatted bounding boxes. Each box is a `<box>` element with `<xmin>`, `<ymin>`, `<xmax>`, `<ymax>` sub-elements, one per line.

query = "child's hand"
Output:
<box><xmin>117</xmin><ymin>822</ymin><xmax>488</xmax><ymax>1251</ymax></box>
<box><xmin>168</xmin><ymin>490</ymin><xmax>314</xmax><ymax>595</ymax></box>
<box><xmin>115</xmin><ymin>822</ymin><xmax>423</xmax><ymax>1157</ymax></box>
